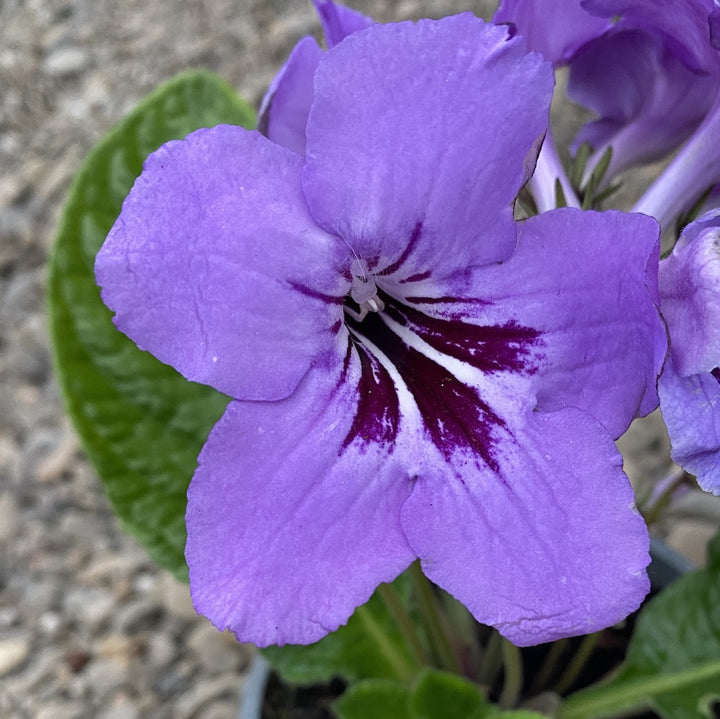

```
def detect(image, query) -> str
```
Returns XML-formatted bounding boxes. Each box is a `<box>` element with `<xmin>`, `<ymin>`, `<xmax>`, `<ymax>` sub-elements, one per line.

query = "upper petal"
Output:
<box><xmin>659</xmin><ymin>209</ymin><xmax>720</xmax><ymax>376</ymax></box>
<box><xmin>186</xmin><ymin>360</ymin><xmax>416</xmax><ymax>646</ymax></box>
<box><xmin>401</xmin><ymin>406</ymin><xmax>650</xmax><ymax>646</ymax></box>
<box><xmin>302</xmin><ymin>14</ymin><xmax>554</xmax><ymax>276</ymax></box>
<box><xmin>258</xmin><ymin>36</ymin><xmax>323</xmax><ymax>155</ymax></box>
<box><xmin>312</xmin><ymin>0</ymin><xmax>373</xmax><ymax>47</ymax></box>
<box><xmin>96</xmin><ymin>125</ymin><xmax>346</xmax><ymax>401</ymax></box>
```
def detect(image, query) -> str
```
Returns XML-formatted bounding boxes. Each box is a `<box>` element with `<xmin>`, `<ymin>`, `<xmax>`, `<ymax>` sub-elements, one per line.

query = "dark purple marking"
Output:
<box><xmin>341</xmin><ymin>339</ymin><xmax>400</xmax><ymax>452</ymax></box>
<box><xmin>405</xmin><ymin>295</ymin><xmax>490</xmax><ymax>307</ymax></box>
<box><xmin>382</xmin><ymin>293</ymin><xmax>541</xmax><ymax>375</ymax></box>
<box><xmin>712</xmin><ymin>367</ymin><xmax>720</xmax><ymax>384</ymax></box>
<box><xmin>377</xmin><ymin>222</ymin><xmax>423</xmax><ymax>277</ymax></box>
<box><xmin>400</xmin><ymin>270</ymin><xmax>432</xmax><ymax>284</ymax></box>
<box><xmin>288</xmin><ymin>281</ymin><xmax>344</xmax><ymax>305</ymax></box>
<box><xmin>346</xmin><ymin>311</ymin><xmax>504</xmax><ymax>471</ymax></box>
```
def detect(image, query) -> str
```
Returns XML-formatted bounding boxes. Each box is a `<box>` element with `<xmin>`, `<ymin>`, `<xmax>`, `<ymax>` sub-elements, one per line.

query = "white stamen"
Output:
<box><xmin>349</xmin><ymin>258</ymin><xmax>384</xmax><ymax>320</ymax></box>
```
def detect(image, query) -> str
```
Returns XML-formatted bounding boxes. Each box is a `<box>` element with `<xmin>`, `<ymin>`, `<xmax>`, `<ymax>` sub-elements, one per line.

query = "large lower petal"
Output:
<box><xmin>302</xmin><ymin>14</ymin><xmax>553</xmax><ymax>276</ymax></box>
<box><xmin>401</xmin><ymin>407</ymin><xmax>650</xmax><ymax>646</ymax></box>
<box><xmin>186</xmin><ymin>359</ymin><xmax>416</xmax><ymax>646</ymax></box>
<box><xmin>659</xmin><ymin>360</ymin><xmax>720</xmax><ymax>494</ymax></box>
<box><xmin>96</xmin><ymin>126</ymin><xmax>346</xmax><ymax>401</ymax></box>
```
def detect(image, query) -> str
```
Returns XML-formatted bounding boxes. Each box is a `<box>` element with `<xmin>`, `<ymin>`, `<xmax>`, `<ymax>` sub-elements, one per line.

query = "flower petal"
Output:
<box><xmin>258</xmin><ymin>36</ymin><xmax>323</xmax><ymax>155</ymax></box>
<box><xmin>96</xmin><ymin>125</ymin><xmax>346</xmax><ymax>401</ymax></box>
<box><xmin>408</xmin><ymin>208</ymin><xmax>665</xmax><ymax>438</ymax></box>
<box><xmin>401</xmin><ymin>407</ymin><xmax>650</xmax><ymax>646</ymax></box>
<box><xmin>302</xmin><ymin>14</ymin><xmax>553</xmax><ymax>275</ymax></box>
<box><xmin>494</xmin><ymin>0</ymin><xmax>611</xmax><ymax>63</ymax></box>
<box><xmin>312</xmin><ymin>0</ymin><xmax>373</xmax><ymax>47</ymax></box>
<box><xmin>186</xmin><ymin>361</ymin><xmax>416</xmax><ymax>646</ymax></box>
<box><xmin>659</xmin><ymin>359</ymin><xmax>720</xmax><ymax>494</ymax></box>
<box><xmin>659</xmin><ymin>209</ymin><xmax>720</xmax><ymax>376</ymax></box>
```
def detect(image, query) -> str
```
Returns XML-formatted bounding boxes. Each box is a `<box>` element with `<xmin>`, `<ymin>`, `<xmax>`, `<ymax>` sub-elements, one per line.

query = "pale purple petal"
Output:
<box><xmin>258</xmin><ymin>36</ymin><xmax>322</xmax><ymax>155</ymax></box>
<box><xmin>584</xmin><ymin>0</ymin><xmax>719</xmax><ymax>72</ymax></box>
<box><xmin>186</xmin><ymin>361</ymin><xmax>415</xmax><ymax>646</ymax></box>
<box><xmin>493</xmin><ymin>0</ymin><xmax>611</xmax><ymax>63</ymax></box>
<box><xmin>407</xmin><ymin>208</ymin><xmax>665</xmax><ymax>438</ymax></box>
<box><xmin>568</xmin><ymin>30</ymin><xmax>715</xmax><ymax>174</ymax></box>
<box><xmin>401</xmin><ymin>407</ymin><xmax>650</xmax><ymax>646</ymax></box>
<box><xmin>96</xmin><ymin>126</ymin><xmax>347</xmax><ymax>401</ymax></box>
<box><xmin>313</xmin><ymin>0</ymin><xmax>373</xmax><ymax>47</ymax></box>
<box><xmin>302</xmin><ymin>14</ymin><xmax>553</xmax><ymax>275</ymax></box>
<box><xmin>660</xmin><ymin>209</ymin><xmax>720</xmax><ymax>376</ymax></box>
<box><xmin>659</xmin><ymin>359</ymin><xmax>720</xmax><ymax>494</ymax></box>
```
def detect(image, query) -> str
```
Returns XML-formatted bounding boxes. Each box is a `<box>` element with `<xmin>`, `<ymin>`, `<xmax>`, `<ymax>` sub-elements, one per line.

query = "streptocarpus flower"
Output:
<box><xmin>658</xmin><ymin>210</ymin><xmax>720</xmax><ymax>493</ymax></box>
<box><xmin>494</xmin><ymin>0</ymin><xmax>720</xmax><ymax>183</ymax></box>
<box><xmin>96</xmin><ymin>15</ymin><xmax>666</xmax><ymax>647</ymax></box>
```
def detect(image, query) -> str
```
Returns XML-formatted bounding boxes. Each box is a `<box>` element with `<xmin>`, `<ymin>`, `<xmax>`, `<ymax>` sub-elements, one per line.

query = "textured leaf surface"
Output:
<box><xmin>560</xmin><ymin>532</ymin><xmax>720</xmax><ymax>719</ymax></box>
<box><xmin>334</xmin><ymin>680</ymin><xmax>411</xmax><ymax>719</ymax></box>
<box><xmin>48</xmin><ymin>71</ymin><xmax>255</xmax><ymax>578</ymax></box>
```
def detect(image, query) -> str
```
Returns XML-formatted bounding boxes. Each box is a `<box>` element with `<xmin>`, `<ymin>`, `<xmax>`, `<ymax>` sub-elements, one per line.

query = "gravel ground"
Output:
<box><xmin>1</xmin><ymin>2</ymin><xmax>719</xmax><ymax>718</ymax></box>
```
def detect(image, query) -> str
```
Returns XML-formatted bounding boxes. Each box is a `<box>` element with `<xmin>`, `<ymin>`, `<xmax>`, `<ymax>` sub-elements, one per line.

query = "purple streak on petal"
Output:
<box><xmin>186</xmin><ymin>364</ymin><xmax>415</xmax><ymax>647</ymax></box>
<box><xmin>258</xmin><ymin>36</ymin><xmax>322</xmax><ymax>155</ymax></box>
<box><xmin>95</xmin><ymin>126</ymin><xmax>347</xmax><ymax>401</ymax></box>
<box><xmin>382</xmin><ymin>294</ymin><xmax>541</xmax><ymax>376</ymax></box>
<box><xmin>313</xmin><ymin>0</ymin><xmax>373</xmax><ymax>47</ymax></box>
<box><xmin>457</xmin><ymin>209</ymin><xmax>665</xmax><ymax>437</ymax></box>
<box><xmin>401</xmin><ymin>407</ymin><xmax>650</xmax><ymax>645</ymax></box>
<box><xmin>348</xmin><ymin>311</ymin><xmax>505</xmax><ymax>471</ymax></box>
<box><xmin>659</xmin><ymin>357</ymin><xmax>720</xmax><ymax>494</ymax></box>
<box><xmin>288</xmin><ymin>280</ymin><xmax>346</xmax><ymax>305</ymax></box>
<box><xmin>341</xmin><ymin>341</ymin><xmax>400</xmax><ymax>452</ymax></box>
<box><xmin>303</xmin><ymin>15</ymin><xmax>553</xmax><ymax>275</ymax></box>
<box><xmin>376</xmin><ymin>221</ymin><xmax>423</xmax><ymax>278</ymax></box>
<box><xmin>404</xmin><ymin>296</ymin><xmax>491</xmax><ymax>307</ymax></box>
<box><xmin>400</xmin><ymin>271</ymin><xmax>432</xmax><ymax>284</ymax></box>
<box><xmin>659</xmin><ymin>209</ymin><xmax>720</xmax><ymax>375</ymax></box>
<box><xmin>494</xmin><ymin>0</ymin><xmax>612</xmax><ymax>63</ymax></box>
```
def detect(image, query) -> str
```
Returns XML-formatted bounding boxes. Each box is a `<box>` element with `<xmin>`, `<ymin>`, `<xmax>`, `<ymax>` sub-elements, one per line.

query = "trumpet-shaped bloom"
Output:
<box><xmin>96</xmin><ymin>16</ymin><xmax>666</xmax><ymax>647</ymax></box>
<box><xmin>659</xmin><ymin>210</ymin><xmax>720</xmax><ymax>493</ymax></box>
<box><xmin>494</xmin><ymin>0</ymin><xmax>720</xmax><ymax>180</ymax></box>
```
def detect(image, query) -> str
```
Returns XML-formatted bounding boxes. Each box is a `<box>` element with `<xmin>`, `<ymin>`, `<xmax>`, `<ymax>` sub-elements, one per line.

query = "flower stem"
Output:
<box><xmin>499</xmin><ymin>638</ymin><xmax>524</xmax><ymax>709</ymax></box>
<box><xmin>409</xmin><ymin>562</ymin><xmax>461</xmax><ymax>674</ymax></box>
<box><xmin>529</xmin><ymin>637</ymin><xmax>569</xmax><ymax>695</ymax></box>
<box><xmin>528</xmin><ymin>129</ymin><xmax>581</xmax><ymax>212</ymax></box>
<box><xmin>553</xmin><ymin>632</ymin><xmax>600</xmax><ymax>696</ymax></box>
<box><xmin>478</xmin><ymin>629</ymin><xmax>503</xmax><ymax>687</ymax></box>
<box><xmin>377</xmin><ymin>581</ymin><xmax>430</xmax><ymax>669</ymax></box>
<box><xmin>641</xmin><ymin>467</ymin><xmax>690</xmax><ymax>527</ymax></box>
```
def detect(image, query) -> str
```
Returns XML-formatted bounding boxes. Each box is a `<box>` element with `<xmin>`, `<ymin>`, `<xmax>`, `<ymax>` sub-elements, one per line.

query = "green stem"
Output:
<box><xmin>554</xmin><ymin>632</ymin><xmax>600</xmax><ymax>695</ymax></box>
<box><xmin>410</xmin><ymin>562</ymin><xmax>461</xmax><ymax>673</ymax></box>
<box><xmin>478</xmin><ymin>630</ymin><xmax>503</xmax><ymax>687</ymax></box>
<box><xmin>356</xmin><ymin>604</ymin><xmax>417</xmax><ymax>683</ymax></box>
<box><xmin>529</xmin><ymin>638</ymin><xmax>569</xmax><ymax>696</ymax></box>
<box><xmin>642</xmin><ymin>469</ymin><xmax>689</xmax><ymax>527</ymax></box>
<box><xmin>499</xmin><ymin>638</ymin><xmax>524</xmax><ymax>709</ymax></box>
<box><xmin>558</xmin><ymin>660</ymin><xmax>720</xmax><ymax>719</ymax></box>
<box><xmin>377</xmin><ymin>582</ymin><xmax>429</xmax><ymax>668</ymax></box>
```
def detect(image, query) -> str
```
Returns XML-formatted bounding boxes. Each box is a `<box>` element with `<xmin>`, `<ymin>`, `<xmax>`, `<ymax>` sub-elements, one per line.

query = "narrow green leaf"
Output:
<box><xmin>588</xmin><ymin>145</ymin><xmax>613</xmax><ymax>189</ymax></box>
<box><xmin>334</xmin><ymin>680</ymin><xmax>411</xmax><ymax>719</ymax></box>
<box><xmin>554</xmin><ymin>178</ymin><xmax>568</xmax><ymax>209</ymax></box>
<box><xmin>570</xmin><ymin>141</ymin><xmax>592</xmax><ymax>189</ymax></box>
<box><xmin>48</xmin><ymin>71</ymin><xmax>256</xmax><ymax>579</ymax></box>
<box><xmin>559</xmin><ymin>532</ymin><xmax>720</xmax><ymax>719</ymax></box>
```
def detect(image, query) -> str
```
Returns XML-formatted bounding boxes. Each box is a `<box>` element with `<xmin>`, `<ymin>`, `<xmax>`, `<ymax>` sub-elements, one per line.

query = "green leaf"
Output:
<box><xmin>263</xmin><ymin>574</ymin><xmax>423</xmax><ymax>684</ymax></box>
<box><xmin>408</xmin><ymin>669</ymin><xmax>490</xmax><ymax>719</ymax></box>
<box><xmin>559</xmin><ymin>532</ymin><xmax>720</xmax><ymax>719</ymax></box>
<box><xmin>48</xmin><ymin>71</ymin><xmax>256</xmax><ymax>579</ymax></box>
<box><xmin>334</xmin><ymin>680</ymin><xmax>411</xmax><ymax>719</ymax></box>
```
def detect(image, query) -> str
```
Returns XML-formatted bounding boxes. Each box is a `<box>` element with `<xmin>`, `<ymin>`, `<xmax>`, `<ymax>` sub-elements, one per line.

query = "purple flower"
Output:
<box><xmin>495</xmin><ymin>0</ymin><xmax>720</xmax><ymax>182</ymax></box>
<box><xmin>96</xmin><ymin>16</ymin><xmax>666</xmax><ymax>647</ymax></box>
<box><xmin>658</xmin><ymin>210</ymin><xmax>720</xmax><ymax>493</ymax></box>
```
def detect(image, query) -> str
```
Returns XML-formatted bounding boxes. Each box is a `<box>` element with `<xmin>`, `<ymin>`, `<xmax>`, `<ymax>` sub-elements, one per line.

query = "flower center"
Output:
<box><xmin>346</xmin><ymin>258</ymin><xmax>385</xmax><ymax>321</ymax></box>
